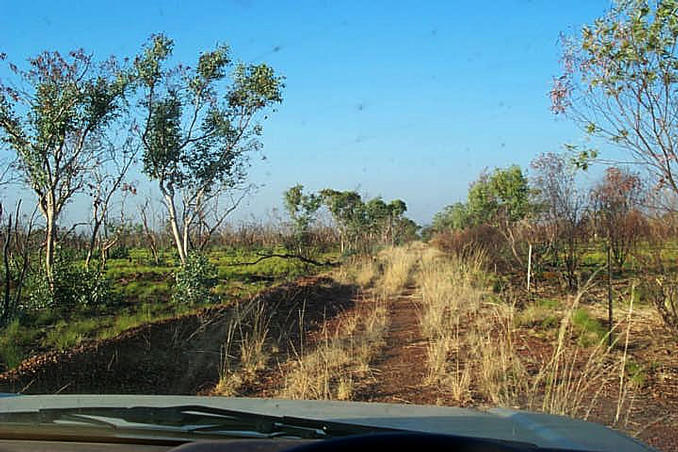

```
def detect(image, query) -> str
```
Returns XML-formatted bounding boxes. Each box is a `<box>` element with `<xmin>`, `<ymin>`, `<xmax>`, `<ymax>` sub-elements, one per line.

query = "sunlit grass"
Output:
<box><xmin>42</xmin><ymin>318</ymin><xmax>100</xmax><ymax>351</ymax></box>
<box><xmin>0</xmin><ymin>246</ymin><xmax>330</xmax><ymax>370</ymax></box>
<box><xmin>0</xmin><ymin>319</ymin><xmax>40</xmax><ymax>370</ymax></box>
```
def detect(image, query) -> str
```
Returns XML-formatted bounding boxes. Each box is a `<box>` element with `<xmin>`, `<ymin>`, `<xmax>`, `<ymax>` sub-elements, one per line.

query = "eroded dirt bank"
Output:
<box><xmin>0</xmin><ymin>277</ymin><xmax>356</xmax><ymax>395</ymax></box>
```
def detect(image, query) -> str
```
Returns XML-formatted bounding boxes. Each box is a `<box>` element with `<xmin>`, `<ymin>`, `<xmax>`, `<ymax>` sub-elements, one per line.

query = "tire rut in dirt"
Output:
<box><xmin>353</xmin><ymin>286</ymin><xmax>431</xmax><ymax>404</ymax></box>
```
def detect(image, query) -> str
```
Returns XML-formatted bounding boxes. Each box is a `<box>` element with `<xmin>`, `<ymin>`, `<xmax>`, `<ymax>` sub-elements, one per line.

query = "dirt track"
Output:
<box><xmin>2</xmin><ymin>274</ymin><xmax>677</xmax><ymax>451</ymax></box>
<box><xmin>354</xmin><ymin>286</ymin><xmax>431</xmax><ymax>404</ymax></box>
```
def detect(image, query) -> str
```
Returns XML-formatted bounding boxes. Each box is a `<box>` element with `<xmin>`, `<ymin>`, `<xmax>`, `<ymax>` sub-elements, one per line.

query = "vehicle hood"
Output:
<box><xmin>0</xmin><ymin>394</ymin><xmax>654</xmax><ymax>451</ymax></box>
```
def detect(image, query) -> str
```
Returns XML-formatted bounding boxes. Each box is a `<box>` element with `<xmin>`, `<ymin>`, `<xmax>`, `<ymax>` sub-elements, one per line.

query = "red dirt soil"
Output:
<box><xmin>353</xmin><ymin>286</ymin><xmax>433</xmax><ymax>404</ymax></box>
<box><xmin>2</xmin><ymin>276</ymin><xmax>677</xmax><ymax>451</ymax></box>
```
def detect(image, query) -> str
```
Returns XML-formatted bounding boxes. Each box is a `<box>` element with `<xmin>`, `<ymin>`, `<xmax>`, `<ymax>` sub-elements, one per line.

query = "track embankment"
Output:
<box><xmin>0</xmin><ymin>277</ymin><xmax>356</xmax><ymax>395</ymax></box>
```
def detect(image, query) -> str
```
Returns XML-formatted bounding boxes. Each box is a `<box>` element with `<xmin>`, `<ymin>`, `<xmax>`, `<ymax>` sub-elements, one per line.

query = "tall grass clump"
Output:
<box><xmin>278</xmin><ymin>296</ymin><xmax>388</xmax><ymax>400</ymax></box>
<box><xmin>376</xmin><ymin>244</ymin><xmax>421</xmax><ymax>299</ymax></box>
<box><xmin>214</xmin><ymin>299</ymin><xmax>271</xmax><ymax>396</ymax></box>
<box><xmin>332</xmin><ymin>256</ymin><xmax>378</xmax><ymax>289</ymax></box>
<box><xmin>417</xmin><ymin>246</ymin><xmax>528</xmax><ymax>406</ymax></box>
<box><xmin>417</xmin><ymin>248</ymin><xmax>637</xmax><ymax>417</ymax></box>
<box><xmin>417</xmin><ymin>248</ymin><xmax>487</xmax><ymax>399</ymax></box>
<box><xmin>527</xmin><ymin>285</ymin><xmax>637</xmax><ymax>423</ymax></box>
<box><xmin>468</xmin><ymin>300</ymin><xmax>528</xmax><ymax>407</ymax></box>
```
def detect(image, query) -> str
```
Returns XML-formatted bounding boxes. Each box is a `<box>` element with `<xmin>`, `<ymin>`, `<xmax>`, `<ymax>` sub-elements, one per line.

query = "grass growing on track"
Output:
<box><xmin>417</xmin><ymin>246</ymin><xmax>488</xmax><ymax>401</ymax></box>
<box><xmin>277</xmin><ymin>296</ymin><xmax>388</xmax><ymax>400</ymax></box>
<box><xmin>273</xmin><ymin>246</ymin><xmax>418</xmax><ymax>401</ymax></box>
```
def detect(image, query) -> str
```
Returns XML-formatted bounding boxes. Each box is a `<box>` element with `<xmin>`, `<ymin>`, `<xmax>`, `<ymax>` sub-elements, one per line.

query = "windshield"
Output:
<box><xmin>0</xmin><ymin>1</ymin><xmax>676</xmax><ymax>451</ymax></box>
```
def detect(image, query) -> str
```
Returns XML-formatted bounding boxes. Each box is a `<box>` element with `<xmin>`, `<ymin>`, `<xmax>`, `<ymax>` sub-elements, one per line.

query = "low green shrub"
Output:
<box><xmin>172</xmin><ymin>252</ymin><xmax>219</xmax><ymax>305</ymax></box>
<box><xmin>42</xmin><ymin>318</ymin><xmax>99</xmax><ymax>350</ymax></box>
<box><xmin>0</xmin><ymin>319</ymin><xmax>26</xmax><ymax>370</ymax></box>
<box><xmin>541</xmin><ymin>314</ymin><xmax>559</xmax><ymax>329</ymax></box>
<box><xmin>23</xmin><ymin>251</ymin><xmax>117</xmax><ymax>311</ymax></box>
<box><xmin>625</xmin><ymin>359</ymin><xmax>647</xmax><ymax>388</ymax></box>
<box><xmin>108</xmin><ymin>245</ymin><xmax>130</xmax><ymax>260</ymax></box>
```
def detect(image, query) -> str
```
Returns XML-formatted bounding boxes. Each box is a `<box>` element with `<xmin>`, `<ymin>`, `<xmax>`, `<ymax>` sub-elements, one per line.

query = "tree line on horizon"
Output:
<box><xmin>1</xmin><ymin>0</ymin><xmax>678</xmax><ymax>335</ymax></box>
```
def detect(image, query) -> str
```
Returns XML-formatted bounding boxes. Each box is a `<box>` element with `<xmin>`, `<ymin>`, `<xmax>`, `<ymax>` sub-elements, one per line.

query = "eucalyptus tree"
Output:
<box><xmin>364</xmin><ymin>197</ymin><xmax>409</xmax><ymax>246</ymax></box>
<box><xmin>552</xmin><ymin>0</ymin><xmax>678</xmax><ymax>192</ymax></box>
<box><xmin>319</xmin><ymin>189</ymin><xmax>414</xmax><ymax>252</ymax></box>
<box><xmin>319</xmin><ymin>189</ymin><xmax>365</xmax><ymax>253</ymax></box>
<box><xmin>85</xmin><ymin>135</ymin><xmax>138</xmax><ymax>267</ymax></box>
<box><xmin>283</xmin><ymin>184</ymin><xmax>322</xmax><ymax>256</ymax></box>
<box><xmin>0</xmin><ymin>50</ymin><xmax>131</xmax><ymax>279</ymax></box>
<box><xmin>134</xmin><ymin>35</ymin><xmax>283</xmax><ymax>264</ymax></box>
<box><xmin>433</xmin><ymin>166</ymin><xmax>531</xmax><ymax>232</ymax></box>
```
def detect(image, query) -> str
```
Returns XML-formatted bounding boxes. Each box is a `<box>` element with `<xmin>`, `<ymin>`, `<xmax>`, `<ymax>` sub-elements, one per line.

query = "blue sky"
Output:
<box><xmin>0</xmin><ymin>0</ymin><xmax>614</xmax><ymax>224</ymax></box>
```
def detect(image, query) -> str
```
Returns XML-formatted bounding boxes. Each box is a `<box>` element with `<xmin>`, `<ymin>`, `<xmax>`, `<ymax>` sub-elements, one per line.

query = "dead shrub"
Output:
<box><xmin>431</xmin><ymin>225</ymin><xmax>506</xmax><ymax>268</ymax></box>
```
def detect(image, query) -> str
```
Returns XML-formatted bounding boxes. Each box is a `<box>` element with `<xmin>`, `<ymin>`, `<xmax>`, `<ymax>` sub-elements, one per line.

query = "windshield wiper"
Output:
<box><xmin>0</xmin><ymin>404</ymin><xmax>398</xmax><ymax>441</ymax></box>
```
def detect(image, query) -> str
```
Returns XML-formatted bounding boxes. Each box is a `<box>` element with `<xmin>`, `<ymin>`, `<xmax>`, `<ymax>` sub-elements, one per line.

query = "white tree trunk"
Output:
<box><xmin>44</xmin><ymin>196</ymin><xmax>57</xmax><ymax>283</ymax></box>
<box><xmin>164</xmin><ymin>193</ymin><xmax>187</xmax><ymax>264</ymax></box>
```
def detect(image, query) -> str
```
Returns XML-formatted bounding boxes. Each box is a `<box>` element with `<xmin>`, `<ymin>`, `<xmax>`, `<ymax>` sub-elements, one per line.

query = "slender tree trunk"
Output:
<box><xmin>182</xmin><ymin>220</ymin><xmax>190</xmax><ymax>260</ymax></box>
<box><xmin>607</xmin><ymin>239</ymin><xmax>613</xmax><ymax>348</ymax></box>
<box><xmin>164</xmin><ymin>193</ymin><xmax>186</xmax><ymax>264</ymax></box>
<box><xmin>527</xmin><ymin>243</ymin><xmax>533</xmax><ymax>292</ymax></box>
<box><xmin>2</xmin><ymin>214</ymin><xmax>12</xmax><ymax>325</ymax></box>
<box><xmin>45</xmin><ymin>206</ymin><xmax>57</xmax><ymax>283</ymax></box>
<box><xmin>85</xmin><ymin>219</ymin><xmax>101</xmax><ymax>268</ymax></box>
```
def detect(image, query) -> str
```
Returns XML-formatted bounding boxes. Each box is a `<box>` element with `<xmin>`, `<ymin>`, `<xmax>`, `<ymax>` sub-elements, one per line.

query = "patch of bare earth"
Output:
<box><xmin>353</xmin><ymin>286</ymin><xmax>430</xmax><ymax>404</ymax></box>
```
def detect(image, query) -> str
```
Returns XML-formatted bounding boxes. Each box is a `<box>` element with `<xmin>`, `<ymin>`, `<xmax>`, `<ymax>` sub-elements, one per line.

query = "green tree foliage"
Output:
<box><xmin>0</xmin><ymin>50</ymin><xmax>131</xmax><ymax>279</ymax></box>
<box><xmin>552</xmin><ymin>0</ymin><xmax>678</xmax><ymax>192</ymax></box>
<box><xmin>134</xmin><ymin>34</ymin><xmax>284</xmax><ymax>264</ymax></box>
<box><xmin>283</xmin><ymin>184</ymin><xmax>322</xmax><ymax>256</ymax></box>
<box><xmin>25</xmin><ymin>249</ymin><xmax>115</xmax><ymax>311</ymax></box>
<box><xmin>319</xmin><ymin>189</ymin><xmax>416</xmax><ymax>253</ymax></box>
<box><xmin>433</xmin><ymin>165</ymin><xmax>531</xmax><ymax>231</ymax></box>
<box><xmin>171</xmin><ymin>252</ymin><xmax>219</xmax><ymax>305</ymax></box>
<box><xmin>432</xmin><ymin>203</ymin><xmax>471</xmax><ymax>231</ymax></box>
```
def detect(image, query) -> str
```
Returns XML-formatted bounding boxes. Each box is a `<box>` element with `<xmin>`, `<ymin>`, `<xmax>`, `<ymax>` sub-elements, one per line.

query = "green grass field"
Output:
<box><xmin>0</xmin><ymin>247</ymin><xmax>338</xmax><ymax>371</ymax></box>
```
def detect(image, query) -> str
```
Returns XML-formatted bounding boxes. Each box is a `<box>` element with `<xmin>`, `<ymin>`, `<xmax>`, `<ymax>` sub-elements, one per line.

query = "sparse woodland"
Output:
<box><xmin>1</xmin><ymin>1</ymin><xmax>678</xmax><ymax>450</ymax></box>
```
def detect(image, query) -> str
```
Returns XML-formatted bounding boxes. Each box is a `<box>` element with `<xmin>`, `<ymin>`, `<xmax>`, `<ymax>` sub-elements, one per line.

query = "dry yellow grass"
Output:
<box><xmin>416</xmin><ymin>246</ymin><xmax>487</xmax><ymax>401</ymax></box>
<box><xmin>277</xmin><ymin>297</ymin><xmax>388</xmax><ymax>400</ymax></box>
<box><xmin>469</xmin><ymin>301</ymin><xmax>527</xmax><ymax>407</ymax></box>
<box><xmin>415</xmin><ymin>244</ymin><xmax>634</xmax><ymax>418</ymax></box>
<box><xmin>526</xmin><ymin>285</ymin><xmax>638</xmax><ymax>422</ymax></box>
<box><xmin>277</xmin><ymin>244</ymin><xmax>422</xmax><ymax>401</ymax></box>
<box><xmin>331</xmin><ymin>256</ymin><xmax>379</xmax><ymax>288</ymax></box>
<box><xmin>214</xmin><ymin>300</ymin><xmax>270</xmax><ymax>396</ymax></box>
<box><xmin>376</xmin><ymin>244</ymin><xmax>420</xmax><ymax>299</ymax></box>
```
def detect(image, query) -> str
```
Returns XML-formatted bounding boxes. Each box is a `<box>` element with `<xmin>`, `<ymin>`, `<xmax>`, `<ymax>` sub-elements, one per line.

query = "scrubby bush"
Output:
<box><xmin>23</xmin><ymin>251</ymin><xmax>116</xmax><ymax>311</ymax></box>
<box><xmin>108</xmin><ymin>245</ymin><xmax>131</xmax><ymax>260</ymax></box>
<box><xmin>172</xmin><ymin>252</ymin><xmax>219</xmax><ymax>305</ymax></box>
<box><xmin>430</xmin><ymin>225</ymin><xmax>505</xmax><ymax>266</ymax></box>
<box><xmin>641</xmin><ymin>276</ymin><xmax>678</xmax><ymax>335</ymax></box>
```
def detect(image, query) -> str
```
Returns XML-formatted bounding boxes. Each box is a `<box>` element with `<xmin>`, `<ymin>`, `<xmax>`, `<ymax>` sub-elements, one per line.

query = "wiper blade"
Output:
<box><xmin>0</xmin><ymin>404</ymin><xmax>398</xmax><ymax>440</ymax></box>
